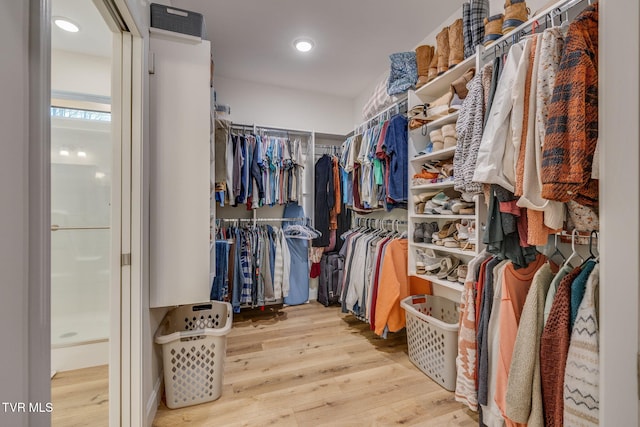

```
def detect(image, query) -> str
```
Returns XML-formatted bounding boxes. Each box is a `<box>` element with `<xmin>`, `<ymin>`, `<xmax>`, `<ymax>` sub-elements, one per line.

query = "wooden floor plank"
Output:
<box><xmin>51</xmin><ymin>365</ymin><xmax>108</xmax><ymax>427</ymax></box>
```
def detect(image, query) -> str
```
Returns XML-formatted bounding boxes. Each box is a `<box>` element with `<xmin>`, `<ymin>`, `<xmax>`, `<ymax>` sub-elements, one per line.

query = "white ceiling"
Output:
<box><xmin>51</xmin><ymin>0</ymin><xmax>112</xmax><ymax>58</ymax></box>
<box><xmin>172</xmin><ymin>0</ymin><xmax>465</xmax><ymax>98</ymax></box>
<box><xmin>50</xmin><ymin>0</ymin><xmax>465</xmax><ymax>99</ymax></box>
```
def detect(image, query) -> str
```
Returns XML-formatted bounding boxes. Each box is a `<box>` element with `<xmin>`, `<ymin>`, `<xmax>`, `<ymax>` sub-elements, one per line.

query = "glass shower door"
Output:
<box><xmin>50</xmin><ymin>108</ymin><xmax>112</xmax><ymax>350</ymax></box>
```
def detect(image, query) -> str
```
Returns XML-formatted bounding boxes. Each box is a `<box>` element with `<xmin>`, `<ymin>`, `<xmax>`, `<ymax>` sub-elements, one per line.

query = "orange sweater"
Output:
<box><xmin>495</xmin><ymin>254</ymin><xmax>547</xmax><ymax>427</ymax></box>
<box><xmin>374</xmin><ymin>239</ymin><xmax>409</xmax><ymax>336</ymax></box>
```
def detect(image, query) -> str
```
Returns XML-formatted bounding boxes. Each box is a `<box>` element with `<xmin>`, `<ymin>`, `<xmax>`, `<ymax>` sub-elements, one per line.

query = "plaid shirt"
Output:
<box><xmin>470</xmin><ymin>0</ymin><xmax>489</xmax><ymax>54</ymax></box>
<box><xmin>541</xmin><ymin>4</ymin><xmax>599</xmax><ymax>206</ymax></box>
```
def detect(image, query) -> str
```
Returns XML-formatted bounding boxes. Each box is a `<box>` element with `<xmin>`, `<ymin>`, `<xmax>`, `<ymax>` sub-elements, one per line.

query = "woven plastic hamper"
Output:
<box><xmin>155</xmin><ymin>301</ymin><xmax>232</xmax><ymax>409</ymax></box>
<box><xmin>400</xmin><ymin>294</ymin><xmax>460</xmax><ymax>391</ymax></box>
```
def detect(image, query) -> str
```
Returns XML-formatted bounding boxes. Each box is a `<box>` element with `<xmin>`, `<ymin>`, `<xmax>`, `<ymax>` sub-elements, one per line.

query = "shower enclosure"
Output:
<box><xmin>50</xmin><ymin>106</ymin><xmax>112</xmax><ymax>372</ymax></box>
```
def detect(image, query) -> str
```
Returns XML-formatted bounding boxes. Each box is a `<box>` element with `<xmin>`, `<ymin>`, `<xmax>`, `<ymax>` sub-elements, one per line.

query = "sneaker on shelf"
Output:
<box><xmin>452</xmin><ymin>200</ymin><xmax>475</xmax><ymax>214</ymax></box>
<box><xmin>416</xmin><ymin>248</ymin><xmax>447</xmax><ymax>272</ymax></box>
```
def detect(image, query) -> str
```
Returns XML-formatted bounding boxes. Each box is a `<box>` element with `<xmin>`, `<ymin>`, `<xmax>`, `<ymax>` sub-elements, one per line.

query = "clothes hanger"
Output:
<box><xmin>580</xmin><ymin>230</ymin><xmax>599</xmax><ymax>266</ymax></box>
<box><xmin>562</xmin><ymin>229</ymin><xmax>584</xmax><ymax>269</ymax></box>
<box><xmin>549</xmin><ymin>233</ymin><xmax>567</xmax><ymax>266</ymax></box>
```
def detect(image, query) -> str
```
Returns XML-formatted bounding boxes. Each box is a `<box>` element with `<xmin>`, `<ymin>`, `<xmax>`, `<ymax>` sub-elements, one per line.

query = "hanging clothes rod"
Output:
<box><xmin>218</xmin><ymin>217</ymin><xmax>307</xmax><ymax>223</ymax></box>
<box><xmin>315</xmin><ymin>144</ymin><xmax>341</xmax><ymax>155</ymax></box>
<box><xmin>354</xmin><ymin>96</ymin><xmax>408</xmax><ymax>136</ymax></box>
<box><xmin>229</xmin><ymin>123</ymin><xmax>312</xmax><ymax>136</ymax></box>
<box><xmin>480</xmin><ymin>0</ymin><xmax>592</xmax><ymax>62</ymax></box>
<box><xmin>354</xmin><ymin>218</ymin><xmax>408</xmax><ymax>228</ymax></box>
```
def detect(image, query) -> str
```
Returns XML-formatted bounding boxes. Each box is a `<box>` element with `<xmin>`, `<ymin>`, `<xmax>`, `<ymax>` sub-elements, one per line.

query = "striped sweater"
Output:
<box><xmin>541</xmin><ymin>3</ymin><xmax>599</xmax><ymax>206</ymax></box>
<box><xmin>564</xmin><ymin>263</ymin><xmax>600</xmax><ymax>426</ymax></box>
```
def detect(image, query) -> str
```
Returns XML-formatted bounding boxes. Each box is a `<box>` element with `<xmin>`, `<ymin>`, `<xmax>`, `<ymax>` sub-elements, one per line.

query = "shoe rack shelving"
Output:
<box><xmin>413</xmin><ymin>55</ymin><xmax>477</xmax><ymax>102</ymax></box>
<box><xmin>407</xmin><ymin>53</ymin><xmax>485</xmax><ymax>300</ymax></box>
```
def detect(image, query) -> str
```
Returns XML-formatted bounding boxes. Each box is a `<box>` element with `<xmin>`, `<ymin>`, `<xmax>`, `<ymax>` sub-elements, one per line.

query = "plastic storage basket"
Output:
<box><xmin>155</xmin><ymin>301</ymin><xmax>232</xmax><ymax>409</ymax></box>
<box><xmin>400</xmin><ymin>294</ymin><xmax>460</xmax><ymax>391</ymax></box>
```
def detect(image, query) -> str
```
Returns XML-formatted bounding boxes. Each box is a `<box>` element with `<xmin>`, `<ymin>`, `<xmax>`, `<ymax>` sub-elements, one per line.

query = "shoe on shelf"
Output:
<box><xmin>451</xmin><ymin>199</ymin><xmax>474</xmax><ymax>214</ymax></box>
<box><xmin>419</xmin><ymin>190</ymin><xmax>440</xmax><ymax>202</ymax></box>
<box><xmin>417</xmin><ymin>248</ymin><xmax>447</xmax><ymax>272</ymax></box>
<box><xmin>443</xmin><ymin>237</ymin><xmax>460</xmax><ymax>248</ymax></box>
<box><xmin>447</xmin><ymin>267</ymin><xmax>459</xmax><ymax>282</ymax></box>
<box><xmin>502</xmin><ymin>0</ymin><xmax>529</xmax><ymax>34</ymax></box>
<box><xmin>456</xmin><ymin>220</ymin><xmax>471</xmax><ymax>240</ymax></box>
<box><xmin>459</xmin><ymin>207</ymin><xmax>475</xmax><ymax>215</ymax></box>
<box><xmin>415</xmin><ymin>202</ymin><xmax>426</xmax><ymax>214</ymax></box>
<box><xmin>422</xmin><ymin>222</ymin><xmax>439</xmax><ymax>244</ymax></box>
<box><xmin>434</xmin><ymin>202</ymin><xmax>454</xmax><ymax>215</ymax></box>
<box><xmin>436</xmin><ymin>256</ymin><xmax>461</xmax><ymax>280</ymax></box>
<box><xmin>416</xmin><ymin>261</ymin><xmax>426</xmax><ymax>275</ymax></box>
<box><xmin>483</xmin><ymin>13</ymin><xmax>504</xmax><ymax>46</ymax></box>
<box><xmin>415</xmin><ymin>44</ymin><xmax>435</xmax><ymax>89</ymax></box>
<box><xmin>448</xmin><ymin>18</ymin><xmax>464</xmax><ymax>69</ymax></box>
<box><xmin>427</xmin><ymin>47</ymin><xmax>439</xmax><ymax>82</ymax></box>
<box><xmin>424</xmin><ymin>200</ymin><xmax>439</xmax><ymax>214</ymax></box>
<box><xmin>413</xmin><ymin>223</ymin><xmax>425</xmax><ymax>243</ymax></box>
<box><xmin>430</xmin><ymin>129</ymin><xmax>444</xmax><ymax>152</ymax></box>
<box><xmin>436</xmin><ymin>26</ymin><xmax>450</xmax><ymax>76</ymax></box>
<box><xmin>431</xmin><ymin>192</ymin><xmax>451</xmax><ymax>206</ymax></box>
<box><xmin>457</xmin><ymin>264</ymin><xmax>468</xmax><ymax>283</ymax></box>
<box><xmin>442</xmin><ymin>124</ymin><xmax>458</xmax><ymax>150</ymax></box>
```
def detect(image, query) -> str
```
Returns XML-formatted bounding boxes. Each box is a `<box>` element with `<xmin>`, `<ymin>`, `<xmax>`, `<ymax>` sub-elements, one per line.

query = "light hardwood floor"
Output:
<box><xmin>153</xmin><ymin>302</ymin><xmax>477</xmax><ymax>426</ymax></box>
<box><xmin>51</xmin><ymin>365</ymin><xmax>108</xmax><ymax>427</ymax></box>
<box><xmin>51</xmin><ymin>303</ymin><xmax>477</xmax><ymax>426</ymax></box>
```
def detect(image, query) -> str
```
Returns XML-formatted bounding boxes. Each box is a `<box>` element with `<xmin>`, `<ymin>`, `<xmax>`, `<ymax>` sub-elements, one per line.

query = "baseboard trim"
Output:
<box><xmin>146</xmin><ymin>372</ymin><xmax>163</xmax><ymax>427</ymax></box>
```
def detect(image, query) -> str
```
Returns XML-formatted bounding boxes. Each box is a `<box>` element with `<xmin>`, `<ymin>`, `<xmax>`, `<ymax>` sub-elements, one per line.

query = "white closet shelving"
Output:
<box><xmin>406</xmin><ymin>55</ymin><xmax>484</xmax><ymax>300</ymax></box>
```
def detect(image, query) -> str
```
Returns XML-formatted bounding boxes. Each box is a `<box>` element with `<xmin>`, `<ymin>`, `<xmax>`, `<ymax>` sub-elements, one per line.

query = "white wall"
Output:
<box><xmin>214</xmin><ymin>75</ymin><xmax>354</xmax><ymax>135</ymax></box>
<box><xmin>0</xmin><ymin>2</ymin><xmax>30</xmax><ymax>426</ymax></box>
<box><xmin>120</xmin><ymin>1</ymin><xmax>172</xmax><ymax>425</ymax></box>
<box><xmin>52</xmin><ymin>50</ymin><xmax>111</xmax><ymax>97</ymax></box>
<box><xmin>0</xmin><ymin>0</ymin><xmax>50</xmax><ymax>426</ymax></box>
<box><xmin>352</xmin><ymin>0</ymin><xmax>549</xmax><ymax>125</ymax></box>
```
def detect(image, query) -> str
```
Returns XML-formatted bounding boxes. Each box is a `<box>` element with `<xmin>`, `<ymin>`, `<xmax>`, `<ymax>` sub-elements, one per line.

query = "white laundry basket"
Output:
<box><xmin>155</xmin><ymin>301</ymin><xmax>233</xmax><ymax>409</ymax></box>
<box><xmin>400</xmin><ymin>294</ymin><xmax>460</xmax><ymax>391</ymax></box>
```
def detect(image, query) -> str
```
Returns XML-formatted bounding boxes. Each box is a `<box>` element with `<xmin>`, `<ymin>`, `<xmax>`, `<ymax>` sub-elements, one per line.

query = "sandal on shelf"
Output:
<box><xmin>416</xmin><ymin>261</ymin><xmax>426</xmax><ymax>275</ymax></box>
<box><xmin>447</xmin><ymin>267</ymin><xmax>459</xmax><ymax>282</ymax></box>
<box><xmin>457</xmin><ymin>264</ymin><xmax>468</xmax><ymax>283</ymax></box>
<box><xmin>436</xmin><ymin>256</ymin><xmax>461</xmax><ymax>280</ymax></box>
<box><xmin>443</xmin><ymin>236</ymin><xmax>460</xmax><ymax>248</ymax></box>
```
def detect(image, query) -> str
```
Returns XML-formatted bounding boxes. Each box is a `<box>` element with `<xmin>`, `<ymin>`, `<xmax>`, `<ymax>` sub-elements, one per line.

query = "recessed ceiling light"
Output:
<box><xmin>77</xmin><ymin>151</ymin><xmax>87</xmax><ymax>158</ymax></box>
<box><xmin>294</xmin><ymin>38</ymin><xmax>314</xmax><ymax>53</ymax></box>
<box><xmin>59</xmin><ymin>149</ymin><xmax>70</xmax><ymax>156</ymax></box>
<box><xmin>54</xmin><ymin>17</ymin><xmax>80</xmax><ymax>33</ymax></box>
<box><xmin>95</xmin><ymin>172</ymin><xmax>106</xmax><ymax>179</ymax></box>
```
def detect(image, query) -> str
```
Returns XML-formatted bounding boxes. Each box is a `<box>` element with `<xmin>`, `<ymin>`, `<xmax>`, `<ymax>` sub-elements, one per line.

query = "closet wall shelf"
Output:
<box><xmin>411</xmin><ymin>147</ymin><xmax>457</xmax><ymax>163</ymax></box>
<box><xmin>410</xmin><ymin>181</ymin><xmax>455</xmax><ymax>190</ymax></box>
<box><xmin>410</xmin><ymin>271</ymin><xmax>464</xmax><ymax>292</ymax></box>
<box><xmin>412</xmin><ymin>242</ymin><xmax>477</xmax><ymax>257</ymax></box>
<box><xmin>410</xmin><ymin>213</ymin><xmax>475</xmax><ymax>220</ymax></box>
<box><xmin>414</xmin><ymin>55</ymin><xmax>476</xmax><ymax>101</ymax></box>
<box><xmin>410</xmin><ymin>111</ymin><xmax>460</xmax><ymax>133</ymax></box>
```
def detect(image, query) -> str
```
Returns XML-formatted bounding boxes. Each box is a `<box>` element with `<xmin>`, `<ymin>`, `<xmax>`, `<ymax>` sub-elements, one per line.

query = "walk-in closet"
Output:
<box><xmin>4</xmin><ymin>0</ymin><xmax>639</xmax><ymax>426</ymax></box>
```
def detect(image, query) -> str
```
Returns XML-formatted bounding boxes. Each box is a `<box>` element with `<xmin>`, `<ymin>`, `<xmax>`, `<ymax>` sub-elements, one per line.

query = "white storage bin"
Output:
<box><xmin>400</xmin><ymin>294</ymin><xmax>460</xmax><ymax>391</ymax></box>
<box><xmin>155</xmin><ymin>301</ymin><xmax>232</xmax><ymax>409</ymax></box>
